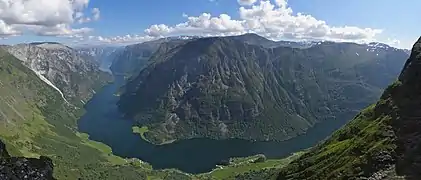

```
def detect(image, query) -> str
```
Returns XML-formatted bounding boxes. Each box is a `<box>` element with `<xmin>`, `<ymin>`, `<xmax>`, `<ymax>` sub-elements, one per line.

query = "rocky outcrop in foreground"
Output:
<box><xmin>0</xmin><ymin>141</ymin><xmax>55</xmax><ymax>180</ymax></box>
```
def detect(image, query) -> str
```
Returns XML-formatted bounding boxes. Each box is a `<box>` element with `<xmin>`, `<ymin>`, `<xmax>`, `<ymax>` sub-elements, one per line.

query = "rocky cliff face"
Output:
<box><xmin>110</xmin><ymin>37</ymin><xmax>194</xmax><ymax>76</ymax></box>
<box><xmin>118</xmin><ymin>36</ymin><xmax>408</xmax><ymax>144</ymax></box>
<box><xmin>2</xmin><ymin>42</ymin><xmax>109</xmax><ymax>106</ymax></box>
<box><xmin>76</xmin><ymin>46</ymin><xmax>120</xmax><ymax>73</ymax></box>
<box><xmin>0</xmin><ymin>48</ymin><xmax>149</xmax><ymax>179</ymax></box>
<box><xmin>276</xmin><ymin>37</ymin><xmax>421</xmax><ymax>180</ymax></box>
<box><xmin>0</xmin><ymin>140</ymin><xmax>55</xmax><ymax>180</ymax></box>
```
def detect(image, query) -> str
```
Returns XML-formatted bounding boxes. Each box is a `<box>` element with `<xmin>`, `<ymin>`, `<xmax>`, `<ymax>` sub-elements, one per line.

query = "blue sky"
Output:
<box><xmin>0</xmin><ymin>0</ymin><xmax>419</xmax><ymax>48</ymax></box>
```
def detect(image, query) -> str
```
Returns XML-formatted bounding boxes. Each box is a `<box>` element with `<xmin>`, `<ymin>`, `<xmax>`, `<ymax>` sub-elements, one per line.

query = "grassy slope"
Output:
<box><xmin>275</xmin><ymin>82</ymin><xmax>402</xmax><ymax>180</ymax></box>
<box><xmin>0</xmin><ymin>48</ymin><xmax>316</xmax><ymax>180</ymax></box>
<box><xmin>132</xmin><ymin>126</ymin><xmax>150</xmax><ymax>142</ymax></box>
<box><xmin>203</xmin><ymin>152</ymin><xmax>305</xmax><ymax>180</ymax></box>
<box><xmin>0</xmin><ymin>49</ymin><xmax>151</xmax><ymax>179</ymax></box>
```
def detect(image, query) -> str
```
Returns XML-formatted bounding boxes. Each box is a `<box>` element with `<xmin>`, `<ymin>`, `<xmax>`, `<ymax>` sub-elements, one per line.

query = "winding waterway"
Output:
<box><xmin>78</xmin><ymin>75</ymin><xmax>351</xmax><ymax>173</ymax></box>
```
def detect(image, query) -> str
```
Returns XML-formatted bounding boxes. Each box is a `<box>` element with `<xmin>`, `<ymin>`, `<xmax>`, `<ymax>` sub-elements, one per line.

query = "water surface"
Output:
<box><xmin>78</xmin><ymin>75</ymin><xmax>351</xmax><ymax>173</ymax></box>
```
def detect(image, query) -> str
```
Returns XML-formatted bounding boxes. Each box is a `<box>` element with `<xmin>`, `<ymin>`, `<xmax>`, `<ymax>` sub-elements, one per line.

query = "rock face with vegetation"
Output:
<box><xmin>0</xmin><ymin>140</ymin><xmax>55</xmax><ymax>180</ymax></box>
<box><xmin>118</xmin><ymin>35</ymin><xmax>408</xmax><ymax>144</ymax></box>
<box><xmin>75</xmin><ymin>46</ymin><xmax>121</xmax><ymax>73</ymax></box>
<box><xmin>275</xmin><ymin>37</ymin><xmax>421</xmax><ymax>180</ymax></box>
<box><xmin>2</xmin><ymin>42</ymin><xmax>110</xmax><ymax>106</ymax></box>
<box><xmin>0</xmin><ymin>49</ymin><xmax>150</xmax><ymax>179</ymax></box>
<box><xmin>110</xmin><ymin>37</ymin><xmax>195</xmax><ymax>76</ymax></box>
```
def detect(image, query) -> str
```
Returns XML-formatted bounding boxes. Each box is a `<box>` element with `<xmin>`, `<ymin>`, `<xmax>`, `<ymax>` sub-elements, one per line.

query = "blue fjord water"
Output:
<box><xmin>77</xmin><ymin>75</ymin><xmax>350</xmax><ymax>173</ymax></box>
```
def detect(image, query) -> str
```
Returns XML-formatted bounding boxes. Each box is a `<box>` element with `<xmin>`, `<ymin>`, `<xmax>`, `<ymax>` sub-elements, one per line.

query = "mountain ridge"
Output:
<box><xmin>1</xmin><ymin>43</ymin><xmax>110</xmax><ymax>106</ymax></box>
<box><xmin>118</xmin><ymin>35</ymin><xmax>409</xmax><ymax>144</ymax></box>
<box><xmin>275</xmin><ymin>36</ymin><xmax>421</xmax><ymax>180</ymax></box>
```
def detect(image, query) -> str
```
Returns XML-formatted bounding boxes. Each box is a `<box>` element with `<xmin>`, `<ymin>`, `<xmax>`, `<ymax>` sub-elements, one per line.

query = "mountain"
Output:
<box><xmin>110</xmin><ymin>37</ymin><xmax>197</xmax><ymax>76</ymax></box>
<box><xmin>75</xmin><ymin>46</ymin><xmax>121</xmax><ymax>73</ymax></box>
<box><xmin>117</xmin><ymin>36</ymin><xmax>409</xmax><ymax>144</ymax></box>
<box><xmin>2</xmin><ymin>42</ymin><xmax>110</xmax><ymax>106</ymax></box>
<box><xmin>275</xmin><ymin>37</ymin><xmax>421</xmax><ymax>180</ymax></box>
<box><xmin>110</xmin><ymin>34</ymin><xmax>323</xmax><ymax>77</ymax></box>
<box><xmin>0</xmin><ymin>140</ymin><xmax>55</xmax><ymax>180</ymax></box>
<box><xmin>0</xmin><ymin>48</ymin><xmax>151</xmax><ymax>179</ymax></box>
<box><xmin>228</xmin><ymin>33</ymin><xmax>319</xmax><ymax>48</ymax></box>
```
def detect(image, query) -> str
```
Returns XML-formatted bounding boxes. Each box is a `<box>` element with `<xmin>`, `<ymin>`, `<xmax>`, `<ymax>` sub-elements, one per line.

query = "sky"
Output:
<box><xmin>0</xmin><ymin>0</ymin><xmax>419</xmax><ymax>49</ymax></box>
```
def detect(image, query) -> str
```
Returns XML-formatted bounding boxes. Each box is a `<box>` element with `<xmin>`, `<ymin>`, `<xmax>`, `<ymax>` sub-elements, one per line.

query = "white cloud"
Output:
<box><xmin>238</xmin><ymin>0</ymin><xmax>257</xmax><ymax>6</ymax></box>
<box><xmin>142</xmin><ymin>0</ymin><xmax>382</xmax><ymax>43</ymax></box>
<box><xmin>386</xmin><ymin>38</ymin><xmax>401</xmax><ymax>46</ymax></box>
<box><xmin>92</xmin><ymin>8</ymin><xmax>100</xmax><ymax>21</ymax></box>
<box><xmin>0</xmin><ymin>0</ymin><xmax>98</xmax><ymax>37</ymax></box>
<box><xmin>80</xmin><ymin>0</ymin><xmax>406</xmax><ymax>47</ymax></box>
<box><xmin>32</xmin><ymin>24</ymin><xmax>93</xmax><ymax>37</ymax></box>
<box><xmin>0</xmin><ymin>20</ymin><xmax>19</xmax><ymax>36</ymax></box>
<box><xmin>144</xmin><ymin>13</ymin><xmax>245</xmax><ymax>37</ymax></box>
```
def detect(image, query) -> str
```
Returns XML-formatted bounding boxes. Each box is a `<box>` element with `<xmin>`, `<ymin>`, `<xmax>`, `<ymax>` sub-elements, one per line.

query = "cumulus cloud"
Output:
<box><xmin>92</xmin><ymin>8</ymin><xmax>101</xmax><ymax>21</ymax></box>
<box><xmin>144</xmin><ymin>13</ymin><xmax>245</xmax><ymax>37</ymax></box>
<box><xmin>0</xmin><ymin>20</ymin><xmax>19</xmax><ymax>36</ymax></box>
<box><xmin>238</xmin><ymin>0</ymin><xmax>257</xmax><ymax>6</ymax></box>
<box><xmin>32</xmin><ymin>24</ymin><xmax>93</xmax><ymax>37</ymax></box>
<box><xmin>0</xmin><ymin>0</ymin><xmax>98</xmax><ymax>37</ymax></box>
<box><xmin>142</xmin><ymin>0</ymin><xmax>382</xmax><ymax>43</ymax></box>
<box><xmin>81</xmin><ymin>0</ymin><xmax>405</xmax><ymax>47</ymax></box>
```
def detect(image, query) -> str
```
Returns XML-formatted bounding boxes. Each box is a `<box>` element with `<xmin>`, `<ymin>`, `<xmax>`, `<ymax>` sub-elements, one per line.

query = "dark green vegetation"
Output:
<box><xmin>79</xmin><ymin>74</ymin><xmax>327</xmax><ymax>175</ymax></box>
<box><xmin>275</xmin><ymin>37</ymin><xmax>421</xmax><ymax>180</ymax></box>
<box><xmin>2</xmin><ymin>43</ymin><xmax>111</xmax><ymax>107</ymax></box>
<box><xmin>118</xmin><ymin>35</ymin><xmax>408</xmax><ymax>144</ymax></box>
<box><xmin>200</xmin><ymin>152</ymin><xmax>304</xmax><ymax>180</ymax></box>
<box><xmin>0</xmin><ymin>48</ymin><xmax>226</xmax><ymax>180</ymax></box>
<box><xmin>0</xmin><ymin>49</ymin><xmax>152</xmax><ymax>179</ymax></box>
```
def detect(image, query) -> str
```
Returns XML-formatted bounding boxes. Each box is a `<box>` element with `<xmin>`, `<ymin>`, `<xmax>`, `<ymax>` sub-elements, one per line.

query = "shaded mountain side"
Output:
<box><xmin>275</xmin><ymin>37</ymin><xmax>421</xmax><ymax>180</ymax></box>
<box><xmin>1</xmin><ymin>43</ymin><xmax>110</xmax><ymax>106</ymax></box>
<box><xmin>75</xmin><ymin>46</ymin><xmax>121</xmax><ymax>73</ymax></box>
<box><xmin>118</xmin><ymin>36</ymin><xmax>408</xmax><ymax>144</ymax></box>
<box><xmin>110</xmin><ymin>38</ymin><xmax>192</xmax><ymax>76</ymax></box>
<box><xmin>0</xmin><ymin>49</ymin><xmax>149</xmax><ymax>179</ymax></box>
<box><xmin>0</xmin><ymin>140</ymin><xmax>55</xmax><ymax>180</ymax></box>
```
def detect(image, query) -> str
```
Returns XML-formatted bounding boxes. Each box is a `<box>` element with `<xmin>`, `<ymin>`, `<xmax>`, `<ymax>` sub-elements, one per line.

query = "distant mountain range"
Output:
<box><xmin>75</xmin><ymin>46</ymin><xmax>121</xmax><ymax>73</ymax></box>
<box><xmin>116</xmin><ymin>34</ymin><xmax>409</xmax><ymax>144</ymax></box>
<box><xmin>108</xmin><ymin>33</ymin><xmax>409</xmax><ymax>77</ymax></box>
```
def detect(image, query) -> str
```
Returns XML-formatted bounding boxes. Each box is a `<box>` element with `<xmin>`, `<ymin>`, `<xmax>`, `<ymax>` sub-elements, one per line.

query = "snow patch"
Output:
<box><xmin>33</xmin><ymin>70</ymin><xmax>70</xmax><ymax>104</ymax></box>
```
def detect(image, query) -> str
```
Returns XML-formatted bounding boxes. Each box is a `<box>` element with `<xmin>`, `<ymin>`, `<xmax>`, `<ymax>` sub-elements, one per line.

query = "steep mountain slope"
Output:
<box><xmin>276</xmin><ymin>37</ymin><xmax>421</xmax><ymax>180</ymax></box>
<box><xmin>0</xmin><ymin>49</ymin><xmax>149</xmax><ymax>179</ymax></box>
<box><xmin>0</xmin><ymin>140</ymin><xmax>55</xmax><ymax>180</ymax></box>
<box><xmin>118</xmin><ymin>36</ymin><xmax>408</xmax><ymax>144</ymax></box>
<box><xmin>110</xmin><ymin>37</ymin><xmax>194</xmax><ymax>76</ymax></box>
<box><xmin>75</xmin><ymin>46</ymin><xmax>121</xmax><ymax>73</ymax></box>
<box><xmin>2</xmin><ymin>43</ymin><xmax>110</xmax><ymax>106</ymax></box>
